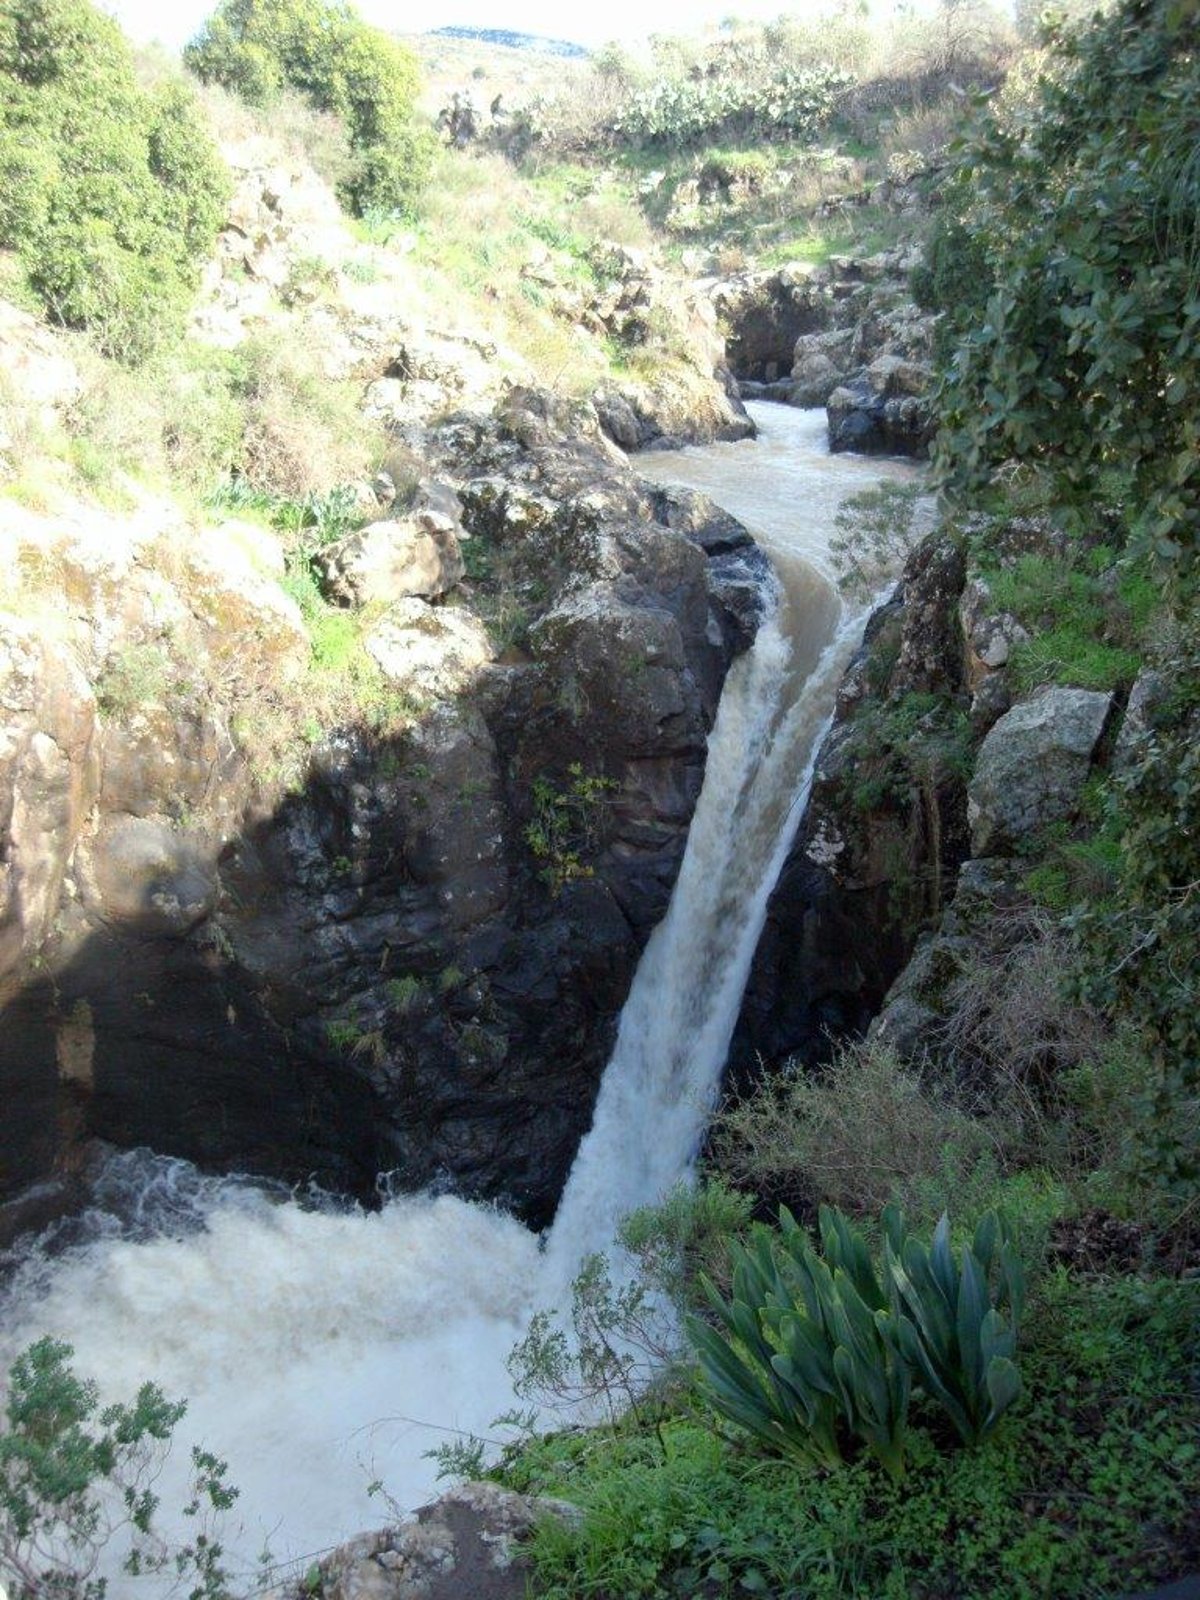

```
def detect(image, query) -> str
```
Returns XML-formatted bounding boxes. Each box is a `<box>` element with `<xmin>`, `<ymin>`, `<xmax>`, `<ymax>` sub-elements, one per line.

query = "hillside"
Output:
<box><xmin>0</xmin><ymin>0</ymin><xmax>1197</xmax><ymax>1596</ymax></box>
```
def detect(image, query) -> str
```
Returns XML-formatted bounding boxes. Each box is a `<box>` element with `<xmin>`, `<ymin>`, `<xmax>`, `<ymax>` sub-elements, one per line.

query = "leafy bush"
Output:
<box><xmin>0</xmin><ymin>0</ymin><xmax>229</xmax><ymax>361</ymax></box>
<box><xmin>525</xmin><ymin>764</ymin><xmax>618</xmax><ymax>894</ymax></box>
<box><xmin>928</xmin><ymin>0</ymin><xmax>1200</xmax><ymax>587</ymax></box>
<box><xmin>184</xmin><ymin>0</ymin><xmax>432</xmax><ymax>217</ymax></box>
<box><xmin>0</xmin><ymin>1337</ymin><xmax>236</xmax><ymax>1599</ymax></box>
<box><xmin>885</xmin><ymin>1209</ymin><xmax>1024</xmax><ymax>1447</ymax></box>
<box><xmin>689</xmin><ymin>1206</ymin><xmax>913</xmax><ymax>1480</ymax></box>
<box><xmin>612</xmin><ymin>61</ymin><xmax>852</xmax><ymax>152</ymax></box>
<box><xmin>829</xmin><ymin>481</ymin><xmax>934</xmax><ymax>600</ymax></box>
<box><xmin>513</xmin><ymin>1268</ymin><xmax>1198</xmax><ymax>1600</ymax></box>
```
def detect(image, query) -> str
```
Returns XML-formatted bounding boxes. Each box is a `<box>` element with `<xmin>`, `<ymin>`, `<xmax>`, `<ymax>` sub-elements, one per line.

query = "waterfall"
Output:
<box><xmin>545</xmin><ymin>592</ymin><xmax>867</xmax><ymax>1273</ymax></box>
<box><xmin>0</xmin><ymin>406</ymin><xmax>916</xmax><ymax>1585</ymax></box>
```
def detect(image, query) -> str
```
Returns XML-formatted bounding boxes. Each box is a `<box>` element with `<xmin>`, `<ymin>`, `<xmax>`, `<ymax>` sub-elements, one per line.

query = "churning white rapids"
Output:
<box><xmin>0</xmin><ymin>404</ymin><xmax>917</xmax><ymax>1591</ymax></box>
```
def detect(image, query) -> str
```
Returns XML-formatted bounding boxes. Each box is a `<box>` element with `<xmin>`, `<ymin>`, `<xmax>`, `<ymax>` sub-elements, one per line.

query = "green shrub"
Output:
<box><xmin>689</xmin><ymin>1205</ymin><xmax>913</xmax><ymax>1479</ymax></box>
<box><xmin>688</xmin><ymin>1205</ymin><xmax>1024</xmax><ymax>1481</ymax></box>
<box><xmin>505</xmin><ymin>1271</ymin><xmax>1196</xmax><ymax>1600</ymax></box>
<box><xmin>829</xmin><ymin>482</ymin><xmax>932</xmax><ymax>601</ymax></box>
<box><xmin>184</xmin><ymin>0</ymin><xmax>433</xmax><ymax>217</ymax></box>
<box><xmin>612</xmin><ymin>61</ymin><xmax>852</xmax><ymax>151</ymax></box>
<box><xmin>0</xmin><ymin>0</ymin><xmax>228</xmax><ymax>361</ymax></box>
<box><xmin>885</xmin><ymin>1208</ymin><xmax>1024</xmax><ymax>1447</ymax></box>
<box><xmin>525</xmin><ymin>764</ymin><xmax>618</xmax><ymax>894</ymax></box>
<box><xmin>929</xmin><ymin>0</ymin><xmax>1200</xmax><ymax>588</ymax></box>
<box><xmin>0</xmin><ymin>1337</ymin><xmax>237</xmax><ymax>1599</ymax></box>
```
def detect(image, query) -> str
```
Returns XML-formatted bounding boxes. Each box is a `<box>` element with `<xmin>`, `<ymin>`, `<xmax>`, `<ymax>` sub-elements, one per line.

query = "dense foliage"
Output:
<box><xmin>612</xmin><ymin>61</ymin><xmax>852</xmax><ymax>152</ymax></box>
<box><xmin>917</xmin><ymin>0</ymin><xmax>1200</xmax><ymax>1222</ymax></box>
<box><xmin>500</xmin><ymin>1263</ymin><xmax>1197</xmax><ymax>1599</ymax></box>
<box><xmin>0</xmin><ymin>0</ymin><xmax>229</xmax><ymax>361</ymax></box>
<box><xmin>0</xmin><ymin>1338</ymin><xmax>236</xmax><ymax>1598</ymax></box>
<box><xmin>929</xmin><ymin>0</ymin><xmax>1200</xmax><ymax>585</ymax></box>
<box><xmin>690</xmin><ymin>1206</ymin><xmax>1023</xmax><ymax>1482</ymax></box>
<box><xmin>184</xmin><ymin>0</ymin><xmax>432</xmax><ymax>215</ymax></box>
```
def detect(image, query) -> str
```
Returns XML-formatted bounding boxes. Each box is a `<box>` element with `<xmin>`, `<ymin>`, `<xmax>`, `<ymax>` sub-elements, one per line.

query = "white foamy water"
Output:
<box><xmin>0</xmin><ymin>405</ymin><xmax>918</xmax><ymax>1592</ymax></box>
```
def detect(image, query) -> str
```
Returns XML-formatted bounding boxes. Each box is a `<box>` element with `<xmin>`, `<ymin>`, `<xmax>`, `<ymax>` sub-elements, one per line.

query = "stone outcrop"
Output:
<box><xmin>316</xmin><ymin>511</ymin><xmax>467</xmax><ymax>606</ymax></box>
<box><xmin>967</xmin><ymin>688</ymin><xmax>1114</xmax><ymax>855</ymax></box>
<box><xmin>709</xmin><ymin>265</ymin><xmax>828</xmax><ymax>383</ymax></box>
<box><xmin>711</xmin><ymin>251</ymin><xmax>937</xmax><ymax>458</ymax></box>
<box><xmin>0</xmin><ymin>396</ymin><xmax>770</xmax><ymax>1234</ymax></box>
<box><xmin>265</xmin><ymin>1483</ymin><xmax>582</xmax><ymax>1600</ymax></box>
<box><xmin>738</xmin><ymin>512</ymin><xmax>1150</xmax><ymax>1085</ymax></box>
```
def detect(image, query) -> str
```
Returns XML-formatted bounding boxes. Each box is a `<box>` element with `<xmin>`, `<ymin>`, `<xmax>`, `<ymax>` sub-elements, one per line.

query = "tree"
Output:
<box><xmin>184</xmin><ymin>0</ymin><xmax>432</xmax><ymax>216</ymax></box>
<box><xmin>928</xmin><ymin>0</ymin><xmax>1200</xmax><ymax>587</ymax></box>
<box><xmin>0</xmin><ymin>1338</ymin><xmax>237</xmax><ymax>1599</ymax></box>
<box><xmin>0</xmin><ymin>0</ymin><xmax>229</xmax><ymax>362</ymax></box>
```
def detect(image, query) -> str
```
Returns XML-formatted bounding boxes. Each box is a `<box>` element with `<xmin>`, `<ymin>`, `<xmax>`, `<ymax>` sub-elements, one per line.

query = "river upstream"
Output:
<box><xmin>0</xmin><ymin>404</ymin><xmax>916</xmax><ymax>1591</ymax></box>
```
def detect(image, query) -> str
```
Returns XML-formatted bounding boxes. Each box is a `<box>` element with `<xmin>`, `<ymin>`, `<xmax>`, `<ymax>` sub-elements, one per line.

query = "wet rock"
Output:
<box><xmin>733</xmin><ymin>532</ymin><xmax>972</xmax><ymax>1077</ymax></box>
<box><xmin>269</xmin><ymin>1483</ymin><xmax>582</xmax><ymax>1600</ymax></box>
<box><xmin>827</xmin><ymin>370</ymin><xmax>934</xmax><ymax>457</ymax></box>
<box><xmin>80</xmin><ymin>819</ymin><xmax>218</xmax><ymax>936</ymax></box>
<box><xmin>0</xmin><ymin>619</ymin><xmax>99</xmax><ymax>985</ymax></box>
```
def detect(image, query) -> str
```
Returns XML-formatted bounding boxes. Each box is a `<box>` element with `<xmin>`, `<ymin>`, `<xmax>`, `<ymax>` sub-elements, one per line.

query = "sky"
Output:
<box><xmin>99</xmin><ymin>0</ymin><xmax>885</xmax><ymax>53</ymax></box>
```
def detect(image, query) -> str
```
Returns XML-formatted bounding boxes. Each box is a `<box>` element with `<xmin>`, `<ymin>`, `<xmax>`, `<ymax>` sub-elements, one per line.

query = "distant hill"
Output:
<box><xmin>428</xmin><ymin>26</ymin><xmax>587</xmax><ymax>57</ymax></box>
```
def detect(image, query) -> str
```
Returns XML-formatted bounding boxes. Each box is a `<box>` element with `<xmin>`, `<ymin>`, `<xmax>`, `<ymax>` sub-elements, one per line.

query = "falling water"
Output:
<box><xmin>0</xmin><ymin>405</ymin><xmax>917</xmax><ymax>1588</ymax></box>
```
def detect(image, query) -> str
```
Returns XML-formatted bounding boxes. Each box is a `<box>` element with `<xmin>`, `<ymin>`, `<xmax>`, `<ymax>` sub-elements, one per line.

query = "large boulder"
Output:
<box><xmin>968</xmin><ymin>688</ymin><xmax>1114</xmax><ymax>855</ymax></box>
<box><xmin>316</xmin><ymin>512</ymin><xmax>466</xmax><ymax>606</ymax></box>
<box><xmin>365</xmin><ymin>600</ymin><xmax>494</xmax><ymax>700</ymax></box>
<box><xmin>827</xmin><ymin>362</ymin><xmax>934</xmax><ymax>458</ymax></box>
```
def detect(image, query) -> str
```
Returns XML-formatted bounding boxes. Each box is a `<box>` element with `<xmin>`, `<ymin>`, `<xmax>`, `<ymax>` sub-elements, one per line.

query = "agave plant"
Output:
<box><xmin>687</xmin><ymin>1204</ymin><xmax>1025</xmax><ymax>1478</ymax></box>
<box><xmin>687</xmin><ymin>1207</ymin><xmax>912</xmax><ymax>1480</ymax></box>
<box><xmin>882</xmin><ymin>1206</ymin><xmax>1025</xmax><ymax>1447</ymax></box>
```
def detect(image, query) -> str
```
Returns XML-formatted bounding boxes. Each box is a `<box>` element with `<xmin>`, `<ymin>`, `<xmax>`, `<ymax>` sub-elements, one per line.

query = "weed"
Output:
<box><xmin>525</xmin><ymin>763</ymin><xmax>618</xmax><ymax>893</ymax></box>
<box><xmin>386</xmin><ymin>975</ymin><xmax>426</xmax><ymax>1015</ymax></box>
<box><xmin>710</xmin><ymin>1038</ymin><xmax>994</xmax><ymax>1221</ymax></box>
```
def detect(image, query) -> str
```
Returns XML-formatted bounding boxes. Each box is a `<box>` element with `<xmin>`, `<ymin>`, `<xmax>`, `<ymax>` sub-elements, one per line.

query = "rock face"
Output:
<box><xmin>709</xmin><ymin>266</ymin><xmax>828</xmax><ymax>382</ymax></box>
<box><xmin>737</xmin><ymin>511</ymin><xmax>1148</xmax><ymax>1085</ymax></box>
<box><xmin>711</xmin><ymin>251</ymin><xmax>936</xmax><ymax>458</ymax></box>
<box><xmin>0</xmin><ymin>397</ymin><xmax>770</xmax><ymax>1234</ymax></box>
<box><xmin>967</xmin><ymin>688</ymin><xmax>1113</xmax><ymax>855</ymax></box>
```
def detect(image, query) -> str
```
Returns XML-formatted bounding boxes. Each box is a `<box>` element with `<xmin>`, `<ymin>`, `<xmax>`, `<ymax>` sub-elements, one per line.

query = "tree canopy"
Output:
<box><xmin>184</xmin><ymin>0</ymin><xmax>432</xmax><ymax>216</ymax></box>
<box><xmin>929</xmin><ymin>0</ymin><xmax>1200</xmax><ymax>587</ymax></box>
<box><xmin>0</xmin><ymin>0</ymin><xmax>230</xmax><ymax>361</ymax></box>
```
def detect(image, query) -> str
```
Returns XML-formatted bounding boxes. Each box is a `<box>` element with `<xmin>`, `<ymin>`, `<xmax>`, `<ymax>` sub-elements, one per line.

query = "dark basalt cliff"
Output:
<box><xmin>0</xmin><ymin>392</ymin><xmax>770</xmax><ymax>1237</ymax></box>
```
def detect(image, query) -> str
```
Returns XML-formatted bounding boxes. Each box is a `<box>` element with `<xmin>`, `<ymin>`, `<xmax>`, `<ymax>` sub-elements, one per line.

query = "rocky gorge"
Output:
<box><xmin>0</xmin><ymin>130</ymin><xmax>943</xmax><ymax>1244</ymax></box>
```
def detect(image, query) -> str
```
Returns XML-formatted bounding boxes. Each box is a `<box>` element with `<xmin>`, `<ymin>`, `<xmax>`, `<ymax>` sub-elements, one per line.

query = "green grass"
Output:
<box><xmin>983</xmin><ymin>553</ymin><xmax>1154</xmax><ymax>695</ymax></box>
<box><xmin>498</xmin><ymin>1273</ymin><xmax>1198</xmax><ymax>1600</ymax></box>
